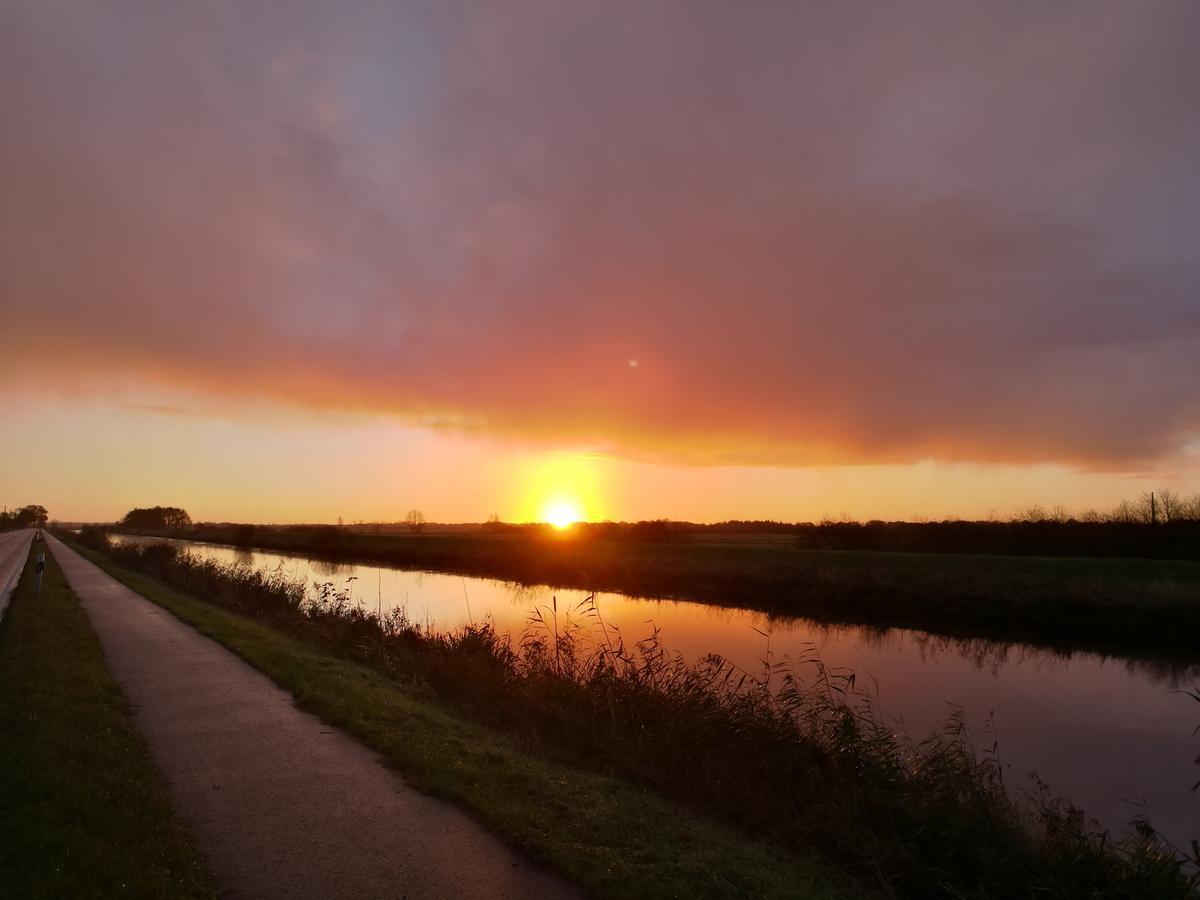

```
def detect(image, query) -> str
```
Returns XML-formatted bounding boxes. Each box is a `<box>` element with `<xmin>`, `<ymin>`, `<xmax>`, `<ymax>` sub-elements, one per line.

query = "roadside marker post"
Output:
<box><xmin>35</xmin><ymin>553</ymin><xmax>45</xmax><ymax>595</ymax></box>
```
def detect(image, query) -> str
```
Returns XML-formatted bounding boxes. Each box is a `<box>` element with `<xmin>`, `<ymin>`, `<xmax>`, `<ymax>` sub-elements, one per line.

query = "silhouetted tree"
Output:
<box><xmin>1157</xmin><ymin>489</ymin><xmax>1181</xmax><ymax>523</ymax></box>
<box><xmin>15</xmin><ymin>504</ymin><xmax>48</xmax><ymax>527</ymax></box>
<box><xmin>121</xmin><ymin>506</ymin><xmax>192</xmax><ymax>530</ymax></box>
<box><xmin>1143</xmin><ymin>491</ymin><xmax>1159</xmax><ymax>524</ymax></box>
<box><xmin>405</xmin><ymin>509</ymin><xmax>426</xmax><ymax>534</ymax></box>
<box><xmin>1113</xmin><ymin>499</ymin><xmax>1138</xmax><ymax>524</ymax></box>
<box><xmin>1</xmin><ymin>504</ymin><xmax>48</xmax><ymax>530</ymax></box>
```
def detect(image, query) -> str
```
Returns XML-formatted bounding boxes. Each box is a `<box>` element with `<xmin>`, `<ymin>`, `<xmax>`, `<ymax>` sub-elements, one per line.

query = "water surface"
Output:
<box><xmin>113</xmin><ymin>534</ymin><xmax>1200</xmax><ymax>849</ymax></box>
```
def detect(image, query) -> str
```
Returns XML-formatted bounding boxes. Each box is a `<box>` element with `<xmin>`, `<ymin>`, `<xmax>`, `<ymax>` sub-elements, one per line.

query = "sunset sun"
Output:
<box><xmin>519</xmin><ymin>453</ymin><xmax>604</xmax><ymax>526</ymax></box>
<box><xmin>542</xmin><ymin>500</ymin><xmax>582</xmax><ymax>529</ymax></box>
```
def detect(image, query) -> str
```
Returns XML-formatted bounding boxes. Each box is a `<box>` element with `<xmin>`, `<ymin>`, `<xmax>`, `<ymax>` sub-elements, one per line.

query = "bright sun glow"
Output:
<box><xmin>519</xmin><ymin>452</ymin><xmax>605</xmax><ymax>525</ymax></box>
<box><xmin>543</xmin><ymin>500</ymin><xmax>582</xmax><ymax>529</ymax></box>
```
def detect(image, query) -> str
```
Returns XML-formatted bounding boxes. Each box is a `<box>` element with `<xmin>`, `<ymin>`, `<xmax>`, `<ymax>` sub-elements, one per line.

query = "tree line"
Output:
<box><xmin>121</xmin><ymin>506</ymin><xmax>192</xmax><ymax>530</ymax></box>
<box><xmin>0</xmin><ymin>504</ymin><xmax>48</xmax><ymax>531</ymax></box>
<box><xmin>106</xmin><ymin>487</ymin><xmax>1200</xmax><ymax>561</ymax></box>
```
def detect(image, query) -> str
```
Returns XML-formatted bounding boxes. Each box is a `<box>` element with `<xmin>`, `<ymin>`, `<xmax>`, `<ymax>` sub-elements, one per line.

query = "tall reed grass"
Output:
<box><xmin>77</xmin><ymin>528</ymin><xmax>1198</xmax><ymax>899</ymax></box>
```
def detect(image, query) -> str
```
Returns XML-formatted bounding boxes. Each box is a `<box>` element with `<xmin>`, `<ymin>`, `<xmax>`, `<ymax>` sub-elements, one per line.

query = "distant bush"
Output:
<box><xmin>231</xmin><ymin>524</ymin><xmax>257</xmax><ymax>545</ymax></box>
<box><xmin>120</xmin><ymin>506</ymin><xmax>191</xmax><ymax>531</ymax></box>
<box><xmin>307</xmin><ymin>525</ymin><xmax>344</xmax><ymax>552</ymax></box>
<box><xmin>76</xmin><ymin>526</ymin><xmax>112</xmax><ymax>550</ymax></box>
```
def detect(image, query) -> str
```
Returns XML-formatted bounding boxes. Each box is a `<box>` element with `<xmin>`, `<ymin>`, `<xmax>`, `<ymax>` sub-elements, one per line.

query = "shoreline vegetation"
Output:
<box><xmin>0</xmin><ymin>542</ymin><xmax>214</xmax><ymax>898</ymax></box>
<box><xmin>68</xmin><ymin>528</ymin><xmax>1200</xmax><ymax>898</ymax></box>
<box><xmin>110</xmin><ymin>520</ymin><xmax>1200</xmax><ymax>663</ymax></box>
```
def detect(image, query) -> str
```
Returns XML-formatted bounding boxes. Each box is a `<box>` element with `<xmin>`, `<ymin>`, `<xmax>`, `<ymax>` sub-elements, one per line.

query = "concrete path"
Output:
<box><xmin>0</xmin><ymin>528</ymin><xmax>35</xmax><ymax>623</ymax></box>
<box><xmin>45</xmin><ymin>534</ymin><xmax>580</xmax><ymax>900</ymax></box>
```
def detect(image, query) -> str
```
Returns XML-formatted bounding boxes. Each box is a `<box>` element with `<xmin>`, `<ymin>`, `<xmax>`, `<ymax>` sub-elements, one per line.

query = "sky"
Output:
<box><xmin>2</xmin><ymin>1</ymin><xmax>1199</xmax><ymax>524</ymax></box>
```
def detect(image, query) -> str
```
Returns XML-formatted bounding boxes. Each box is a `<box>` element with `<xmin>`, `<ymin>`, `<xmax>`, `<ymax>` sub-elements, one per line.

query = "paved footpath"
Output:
<box><xmin>45</xmin><ymin>534</ymin><xmax>580</xmax><ymax>900</ymax></box>
<box><xmin>0</xmin><ymin>528</ymin><xmax>35</xmax><ymax>623</ymax></box>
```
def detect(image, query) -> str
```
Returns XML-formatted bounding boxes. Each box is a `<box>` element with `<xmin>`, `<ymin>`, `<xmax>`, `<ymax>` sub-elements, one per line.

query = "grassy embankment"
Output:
<box><xmin>64</xmin><ymin>537</ymin><xmax>844</xmax><ymax>900</ymax></box>
<box><xmin>129</xmin><ymin>524</ymin><xmax>1200</xmax><ymax>661</ymax></box>
<box><xmin>67</xmin><ymin>533</ymin><xmax>1200</xmax><ymax>899</ymax></box>
<box><xmin>0</xmin><ymin>544</ymin><xmax>215</xmax><ymax>898</ymax></box>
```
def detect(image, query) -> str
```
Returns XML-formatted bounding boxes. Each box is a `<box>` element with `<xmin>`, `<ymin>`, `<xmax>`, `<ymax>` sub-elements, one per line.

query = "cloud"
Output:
<box><xmin>2</xmin><ymin>1</ymin><xmax>1199</xmax><ymax>468</ymax></box>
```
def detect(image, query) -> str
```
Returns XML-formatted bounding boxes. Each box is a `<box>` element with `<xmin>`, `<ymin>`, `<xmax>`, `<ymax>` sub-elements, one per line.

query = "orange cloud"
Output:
<box><xmin>3</xmin><ymin>2</ymin><xmax>1199</xmax><ymax>470</ymax></box>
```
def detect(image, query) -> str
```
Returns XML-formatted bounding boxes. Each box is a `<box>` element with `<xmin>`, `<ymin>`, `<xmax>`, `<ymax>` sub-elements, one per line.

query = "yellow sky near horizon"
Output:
<box><xmin>2</xmin><ymin>392</ymin><xmax>1194</xmax><ymax>525</ymax></box>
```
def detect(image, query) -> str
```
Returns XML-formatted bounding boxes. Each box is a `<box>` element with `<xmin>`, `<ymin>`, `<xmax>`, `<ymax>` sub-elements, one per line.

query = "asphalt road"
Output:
<box><xmin>0</xmin><ymin>528</ymin><xmax>35</xmax><ymax>623</ymax></box>
<box><xmin>45</xmin><ymin>533</ymin><xmax>580</xmax><ymax>900</ymax></box>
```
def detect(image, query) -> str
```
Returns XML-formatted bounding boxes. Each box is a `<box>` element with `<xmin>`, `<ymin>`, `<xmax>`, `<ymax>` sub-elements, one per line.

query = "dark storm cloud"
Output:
<box><xmin>2</xmin><ymin>1</ymin><xmax>1199</xmax><ymax>466</ymax></box>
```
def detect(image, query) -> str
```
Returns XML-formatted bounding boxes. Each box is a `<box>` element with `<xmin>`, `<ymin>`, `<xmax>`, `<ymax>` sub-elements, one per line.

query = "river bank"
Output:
<box><xmin>115</xmin><ymin>524</ymin><xmax>1200</xmax><ymax>662</ymax></box>
<box><xmin>68</xmin><ymin>530</ymin><xmax>1200</xmax><ymax>898</ymax></box>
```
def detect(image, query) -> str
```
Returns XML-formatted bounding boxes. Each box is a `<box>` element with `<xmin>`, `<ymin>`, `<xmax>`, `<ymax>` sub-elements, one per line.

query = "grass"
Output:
<box><xmin>0</xmin><ymin>543</ymin><xmax>216</xmax><ymax>899</ymax></box>
<box><xmin>129</xmin><ymin>524</ymin><xmax>1200</xmax><ymax>662</ymax></box>
<box><xmin>68</xmin><ymin>533</ymin><xmax>1200</xmax><ymax>899</ymax></box>
<box><xmin>64</xmin><ymin>538</ymin><xmax>846</xmax><ymax>900</ymax></box>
